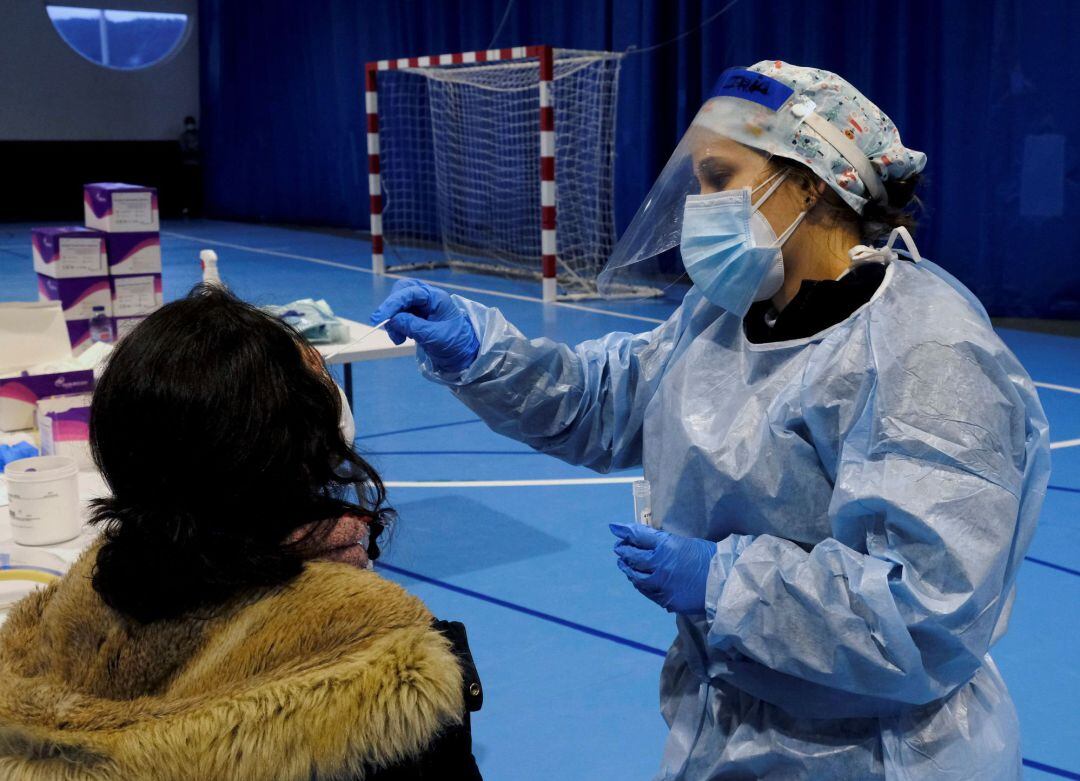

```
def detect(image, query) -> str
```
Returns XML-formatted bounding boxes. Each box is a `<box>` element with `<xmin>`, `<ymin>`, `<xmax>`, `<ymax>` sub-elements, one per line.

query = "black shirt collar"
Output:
<box><xmin>743</xmin><ymin>262</ymin><xmax>889</xmax><ymax>344</ymax></box>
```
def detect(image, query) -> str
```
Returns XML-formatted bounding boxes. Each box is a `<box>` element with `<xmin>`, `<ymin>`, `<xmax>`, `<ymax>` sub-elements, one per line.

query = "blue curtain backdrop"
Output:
<box><xmin>199</xmin><ymin>0</ymin><xmax>1080</xmax><ymax>318</ymax></box>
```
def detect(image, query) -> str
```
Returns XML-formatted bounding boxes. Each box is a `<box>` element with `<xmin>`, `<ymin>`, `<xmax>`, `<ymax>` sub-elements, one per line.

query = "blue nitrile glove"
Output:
<box><xmin>0</xmin><ymin>442</ymin><xmax>39</xmax><ymax>473</ymax></box>
<box><xmin>370</xmin><ymin>279</ymin><xmax>480</xmax><ymax>373</ymax></box>
<box><xmin>610</xmin><ymin>523</ymin><xmax>717</xmax><ymax>615</ymax></box>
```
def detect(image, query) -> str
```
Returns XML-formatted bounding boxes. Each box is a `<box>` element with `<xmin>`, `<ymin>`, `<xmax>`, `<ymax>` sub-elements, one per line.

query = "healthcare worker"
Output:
<box><xmin>371</xmin><ymin>62</ymin><xmax>1050</xmax><ymax>780</ymax></box>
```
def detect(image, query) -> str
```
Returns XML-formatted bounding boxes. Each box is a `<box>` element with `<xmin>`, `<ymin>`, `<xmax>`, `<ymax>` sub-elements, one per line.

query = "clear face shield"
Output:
<box><xmin>602</xmin><ymin>120</ymin><xmax>788</xmax><ymax>294</ymax></box>
<box><xmin>598</xmin><ymin>66</ymin><xmax>893</xmax><ymax>309</ymax></box>
<box><xmin>600</xmin><ymin>62</ymin><xmax>929</xmax><ymax>312</ymax></box>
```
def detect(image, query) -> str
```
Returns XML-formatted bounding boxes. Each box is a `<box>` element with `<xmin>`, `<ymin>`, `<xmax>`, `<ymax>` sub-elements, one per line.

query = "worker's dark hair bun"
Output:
<box><xmin>772</xmin><ymin>157</ymin><xmax>923</xmax><ymax>245</ymax></box>
<box><xmin>860</xmin><ymin>174</ymin><xmax>923</xmax><ymax>244</ymax></box>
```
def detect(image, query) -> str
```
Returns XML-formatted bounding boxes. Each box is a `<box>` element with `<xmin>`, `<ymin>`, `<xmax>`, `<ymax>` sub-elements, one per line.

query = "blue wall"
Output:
<box><xmin>199</xmin><ymin>0</ymin><xmax>1080</xmax><ymax>318</ymax></box>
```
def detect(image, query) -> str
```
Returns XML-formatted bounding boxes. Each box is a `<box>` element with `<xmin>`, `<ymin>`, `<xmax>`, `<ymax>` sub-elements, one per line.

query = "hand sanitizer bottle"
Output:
<box><xmin>200</xmin><ymin>249</ymin><xmax>222</xmax><ymax>286</ymax></box>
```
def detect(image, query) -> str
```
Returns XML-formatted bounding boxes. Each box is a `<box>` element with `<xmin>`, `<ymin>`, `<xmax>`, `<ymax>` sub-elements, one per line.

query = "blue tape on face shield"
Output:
<box><xmin>710</xmin><ymin>67</ymin><xmax>795</xmax><ymax>111</ymax></box>
<box><xmin>679</xmin><ymin>173</ymin><xmax>806</xmax><ymax>316</ymax></box>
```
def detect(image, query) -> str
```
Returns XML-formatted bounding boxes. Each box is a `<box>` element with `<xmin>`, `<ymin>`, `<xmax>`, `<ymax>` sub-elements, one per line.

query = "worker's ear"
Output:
<box><xmin>802</xmin><ymin>180</ymin><xmax>827</xmax><ymax>209</ymax></box>
<box><xmin>797</xmin><ymin>180</ymin><xmax>831</xmax><ymax>221</ymax></box>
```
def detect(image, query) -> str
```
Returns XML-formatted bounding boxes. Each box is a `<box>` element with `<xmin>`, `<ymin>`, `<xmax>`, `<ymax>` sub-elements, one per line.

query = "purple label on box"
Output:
<box><xmin>47</xmin><ymin>407</ymin><xmax>91</xmax><ymax>442</ymax></box>
<box><xmin>37</xmin><ymin>275</ymin><xmax>55</xmax><ymax>298</ymax></box>
<box><xmin>106</xmin><ymin>232</ymin><xmax>160</xmax><ymax>266</ymax></box>
<box><xmin>0</xmin><ymin>371</ymin><xmax>95</xmax><ymax>404</ymax></box>
<box><xmin>31</xmin><ymin>226</ymin><xmax>104</xmax><ymax>264</ymax></box>
<box><xmin>66</xmin><ymin>319</ymin><xmax>92</xmax><ymax>352</ymax></box>
<box><xmin>84</xmin><ymin>183</ymin><xmax>159</xmax><ymax>218</ymax></box>
<box><xmin>37</xmin><ymin>275</ymin><xmax>110</xmax><ymax>310</ymax></box>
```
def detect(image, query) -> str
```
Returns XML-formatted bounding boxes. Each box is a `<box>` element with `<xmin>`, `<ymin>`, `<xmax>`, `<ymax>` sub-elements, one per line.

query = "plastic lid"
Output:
<box><xmin>4</xmin><ymin>455</ymin><xmax>79</xmax><ymax>483</ymax></box>
<box><xmin>0</xmin><ymin>546</ymin><xmax>69</xmax><ymax>609</ymax></box>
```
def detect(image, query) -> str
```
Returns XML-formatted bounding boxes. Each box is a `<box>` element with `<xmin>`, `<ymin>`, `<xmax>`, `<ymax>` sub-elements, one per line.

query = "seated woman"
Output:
<box><xmin>0</xmin><ymin>286</ymin><xmax>483</xmax><ymax>780</ymax></box>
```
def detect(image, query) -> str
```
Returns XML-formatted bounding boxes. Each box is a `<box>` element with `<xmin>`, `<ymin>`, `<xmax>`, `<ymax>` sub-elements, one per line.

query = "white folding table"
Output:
<box><xmin>316</xmin><ymin>318</ymin><xmax>416</xmax><ymax>409</ymax></box>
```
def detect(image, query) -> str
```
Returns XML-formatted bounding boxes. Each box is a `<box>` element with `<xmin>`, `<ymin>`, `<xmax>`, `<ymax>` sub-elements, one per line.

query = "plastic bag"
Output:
<box><xmin>264</xmin><ymin>299</ymin><xmax>348</xmax><ymax>344</ymax></box>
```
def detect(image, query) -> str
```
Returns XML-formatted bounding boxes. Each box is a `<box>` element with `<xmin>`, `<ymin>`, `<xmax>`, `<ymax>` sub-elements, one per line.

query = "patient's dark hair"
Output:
<box><xmin>89</xmin><ymin>285</ymin><xmax>393</xmax><ymax>623</ymax></box>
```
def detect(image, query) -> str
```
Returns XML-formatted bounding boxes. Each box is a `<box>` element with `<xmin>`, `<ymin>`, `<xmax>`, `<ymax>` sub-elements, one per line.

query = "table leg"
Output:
<box><xmin>343</xmin><ymin>363</ymin><xmax>354</xmax><ymax>410</ymax></box>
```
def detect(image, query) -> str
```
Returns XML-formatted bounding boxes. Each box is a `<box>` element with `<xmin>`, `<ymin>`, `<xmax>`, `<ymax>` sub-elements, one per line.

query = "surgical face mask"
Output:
<box><xmin>336</xmin><ymin>383</ymin><xmax>355</xmax><ymax>444</ymax></box>
<box><xmin>680</xmin><ymin>173</ymin><xmax>806</xmax><ymax>316</ymax></box>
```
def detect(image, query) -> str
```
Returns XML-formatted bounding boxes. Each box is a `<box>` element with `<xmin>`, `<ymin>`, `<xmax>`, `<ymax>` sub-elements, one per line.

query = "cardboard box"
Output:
<box><xmin>0</xmin><ymin>301</ymin><xmax>94</xmax><ymax>431</ymax></box>
<box><xmin>111</xmin><ymin>274</ymin><xmax>163</xmax><ymax>318</ymax></box>
<box><xmin>0</xmin><ymin>370</ymin><xmax>94</xmax><ymax>432</ymax></box>
<box><xmin>37</xmin><ymin>393</ymin><xmax>93</xmax><ymax>470</ymax></box>
<box><xmin>37</xmin><ymin>275</ymin><xmax>112</xmax><ymax>320</ymax></box>
<box><xmin>113</xmin><ymin>315</ymin><xmax>148</xmax><ymax>340</ymax></box>
<box><xmin>32</xmin><ymin>227</ymin><xmax>107</xmax><ymax>278</ymax></box>
<box><xmin>64</xmin><ymin>318</ymin><xmax>115</xmax><ymax>357</ymax></box>
<box><xmin>84</xmin><ymin>183</ymin><xmax>160</xmax><ymax>233</ymax></box>
<box><xmin>106</xmin><ymin>231</ymin><xmax>162</xmax><ymax>275</ymax></box>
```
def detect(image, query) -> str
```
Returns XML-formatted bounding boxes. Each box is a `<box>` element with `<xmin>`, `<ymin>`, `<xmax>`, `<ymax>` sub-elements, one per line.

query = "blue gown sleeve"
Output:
<box><xmin>417</xmin><ymin>295</ymin><xmax>688</xmax><ymax>473</ymax></box>
<box><xmin>701</xmin><ymin>331</ymin><xmax>1050</xmax><ymax>717</ymax></box>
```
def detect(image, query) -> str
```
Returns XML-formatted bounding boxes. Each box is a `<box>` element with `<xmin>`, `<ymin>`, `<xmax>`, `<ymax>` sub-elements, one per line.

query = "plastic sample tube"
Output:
<box><xmin>633</xmin><ymin>479</ymin><xmax>654</xmax><ymax>528</ymax></box>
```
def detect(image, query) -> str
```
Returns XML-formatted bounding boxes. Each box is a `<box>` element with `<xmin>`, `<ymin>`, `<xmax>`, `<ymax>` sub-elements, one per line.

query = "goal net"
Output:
<box><xmin>366</xmin><ymin>47</ymin><xmax>629</xmax><ymax>300</ymax></box>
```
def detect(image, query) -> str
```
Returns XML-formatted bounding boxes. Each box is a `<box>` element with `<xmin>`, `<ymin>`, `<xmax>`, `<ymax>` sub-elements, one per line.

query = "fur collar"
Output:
<box><xmin>0</xmin><ymin>541</ymin><xmax>464</xmax><ymax>780</ymax></box>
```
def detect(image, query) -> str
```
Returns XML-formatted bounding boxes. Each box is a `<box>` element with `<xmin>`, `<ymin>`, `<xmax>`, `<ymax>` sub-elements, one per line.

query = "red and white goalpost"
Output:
<box><xmin>364</xmin><ymin>46</ymin><xmax>623</xmax><ymax>302</ymax></box>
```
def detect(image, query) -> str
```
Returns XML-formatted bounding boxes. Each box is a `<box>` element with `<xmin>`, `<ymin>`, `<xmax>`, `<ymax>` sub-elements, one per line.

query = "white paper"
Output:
<box><xmin>112</xmin><ymin>276</ymin><xmax>157</xmax><ymax>317</ymax></box>
<box><xmin>115</xmin><ymin>316</ymin><xmax>146</xmax><ymax>339</ymax></box>
<box><xmin>58</xmin><ymin>238</ymin><xmax>106</xmax><ymax>274</ymax></box>
<box><xmin>110</xmin><ymin>192</ymin><xmax>154</xmax><ymax>229</ymax></box>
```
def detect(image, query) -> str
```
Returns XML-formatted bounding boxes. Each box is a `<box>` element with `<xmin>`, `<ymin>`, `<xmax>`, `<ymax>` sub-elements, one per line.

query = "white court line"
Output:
<box><xmin>384</xmin><ymin>476</ymin><xmax>642</xmax><ymax>488</ymax></box>
<box><xmin>1050</xmin><ymin>438</ymin><xmax>1080</xmax><ymax>450</ymax></box>
<box><xmin>163</xmin><ymin>230</ymin><xmax>1080</xmax><ymax>428</ymax></box>
<box><xmin>163</xmin><ymin>230</ymin><xmax>666</xmax><ymax>325</ymax></box>
<box><xmin>1</xmin><ymin>476</ymin><xmax>643</xmax><ymax>505</ymax></box>
<box><xmin>1034</xmin><ymin>381</ymin><xmax>1080</xmax><ymax>396</ymax></box>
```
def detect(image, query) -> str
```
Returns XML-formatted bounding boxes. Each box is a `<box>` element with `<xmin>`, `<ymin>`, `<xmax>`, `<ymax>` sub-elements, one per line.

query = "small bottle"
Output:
<box><xmin>88</xmin><ymin>306</ymin><xmax>114</xmax><ymax>344</ymax></box>
<box><xmin>200</xmin><ymin>249</ymin><xmax>222</xmax><ymax>286</ymax></box>
<box><xmin>632</xmin><ymin>479</ymin><xmax>654</xmax><ymax>528</ymax></box>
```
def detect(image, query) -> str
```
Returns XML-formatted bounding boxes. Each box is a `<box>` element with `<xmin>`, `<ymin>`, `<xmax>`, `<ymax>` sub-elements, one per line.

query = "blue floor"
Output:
<box><xmin>3</xmin><ymin>220</ymin><xmax>1078</xmax><ymax>780</ymax></box>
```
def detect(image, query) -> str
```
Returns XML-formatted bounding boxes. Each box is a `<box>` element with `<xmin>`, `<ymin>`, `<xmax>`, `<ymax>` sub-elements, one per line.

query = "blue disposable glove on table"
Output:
<box><xmin>0</xmin><ymin>442</ymin><xmax>39</xmax><ymax>473</ymax></box>
<box><xmin>610</xmin><ymin>523</ymin><xmax>717</xmax><ymax>615</ymax></box>
<box><xmin>370</xmin><ymin>279</ymin><xmax>479</xmax><ymax>373</ymax></box>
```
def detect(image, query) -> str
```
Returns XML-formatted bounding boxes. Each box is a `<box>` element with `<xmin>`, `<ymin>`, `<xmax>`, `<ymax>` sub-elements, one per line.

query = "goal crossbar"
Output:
<box><xmin>364</xmin><ymin>45</ymin><xmax>625</xmax><ymax>302</ymax></box>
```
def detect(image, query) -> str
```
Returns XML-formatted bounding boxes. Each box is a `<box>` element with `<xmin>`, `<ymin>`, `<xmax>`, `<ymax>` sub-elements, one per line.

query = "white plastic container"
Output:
<box><xmin>5</xmin><ymin>455</ymin><xmax>81</xmax><ymax>545</ymax></box>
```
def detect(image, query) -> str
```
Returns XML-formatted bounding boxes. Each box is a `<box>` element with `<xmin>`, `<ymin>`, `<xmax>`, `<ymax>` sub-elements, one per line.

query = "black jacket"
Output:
<box><xmin>365</xmin><ymin>621</ymin><xmax>484</xmax><ymax>780</ymax></box>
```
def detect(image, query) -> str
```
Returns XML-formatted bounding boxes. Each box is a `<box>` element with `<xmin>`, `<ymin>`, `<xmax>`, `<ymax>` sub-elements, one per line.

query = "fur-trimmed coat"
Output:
<box><xmin>0</xmin><ymin>542</ymin><xmax>481</xmax><ymax>780</ymax></box>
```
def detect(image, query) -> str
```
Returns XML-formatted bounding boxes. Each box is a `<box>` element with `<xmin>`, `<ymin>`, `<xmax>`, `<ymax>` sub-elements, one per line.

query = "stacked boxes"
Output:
<box><xmin>32</xmin><ymin>227</ymin><xmax>112</xmax><ymax>356</ymax></box>
<box><xmin>31</xmin><ymin>184</ymin><xmax>162</xmax><ymax>356</ymax></box>
<box><xmin>84</xmin><ymin>183</ymin><xmax>163</xmax><ymax>337</ymax></box>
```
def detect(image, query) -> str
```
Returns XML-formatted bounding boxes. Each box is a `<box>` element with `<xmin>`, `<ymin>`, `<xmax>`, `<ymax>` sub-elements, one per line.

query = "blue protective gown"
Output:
<box><xmin>417</xmin><ymin>259</ymin><xmax>1050</xmax><ymax>780</ymax></box>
